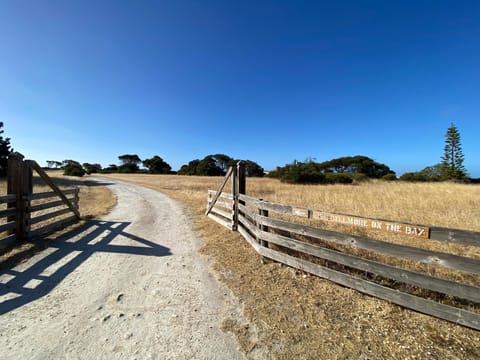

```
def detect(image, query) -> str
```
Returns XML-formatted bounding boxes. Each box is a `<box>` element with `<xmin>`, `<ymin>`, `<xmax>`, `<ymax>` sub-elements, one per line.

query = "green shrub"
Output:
<box><xmin>400</xmin><ymin>172</ymin><xmax>428</xmax><ymax>182</ymax></box>
<box><xmin>350</xmin><ymin>173</ymin><xmax>369</xmax><ymax>182</ymax></box>
<box><xmin>118</xmin><ymin>164</ymin><xmax>139</xmax><ymax>173</ymax></box>
<box><xmin>273</xmin><ymin>156</ymin><xmax>395</xmax><ymax>184</ymax></box>
<box><xmin>324</xmin><ymin>173</ymin><xmax>353</xmax><ymax>184</ymax></box>
<box><xmin>64</xmin><ymin>163</ymin><xmax>85</xmax><ymax>177</ymax></box>
<box><xmin>283</xmin><ymin>163</ymin><xmax>301</xmax><ymax>183</ymax></box>
<box><xmin>83</xmin><ymin>163</ymin><xmax>102</xmax><ymax>174</ymax></box>
<box><xmin>382</xmin><ymin>173</ymin><xmax>398</xmax><ymax>181</ymax></box>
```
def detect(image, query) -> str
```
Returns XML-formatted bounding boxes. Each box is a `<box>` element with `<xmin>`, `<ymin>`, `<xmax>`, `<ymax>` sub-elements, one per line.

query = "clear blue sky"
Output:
<box><xmin>1</xmin><ymin>1</ymin><xmax>479</xmax><ymax>176</ymax></box>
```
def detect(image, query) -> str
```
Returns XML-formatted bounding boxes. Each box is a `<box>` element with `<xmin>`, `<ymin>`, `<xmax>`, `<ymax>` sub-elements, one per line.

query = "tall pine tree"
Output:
<box><xmin>0</xmin><ymin>122</ymin><xmax>13</xmax><ymax>177</ymax></box>
<box><xmin>440</xmin><ymin>123</ymin><xmax>468</xmax><ymax>181</ymax></box>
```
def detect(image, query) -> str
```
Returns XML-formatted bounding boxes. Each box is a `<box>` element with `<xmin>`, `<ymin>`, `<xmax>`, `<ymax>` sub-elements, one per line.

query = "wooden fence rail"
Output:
<box><xmin>0</xmin><ymin>153</ymin><xmax>80</xmax><ymax>248</ymax></box>
<box><xmin>206</xmin><ymin>163</ymin><xmax>480</xmax><ymax>331</ymax></box>
<box><xmin>0</xmin><ymin>194</ymin><xmax>18</xmax><ymax>248</ymax></box>
<box><xmin>207</xmin><ymin>190</ymin><xmax>234</xmax><ymax>230</ymax></box>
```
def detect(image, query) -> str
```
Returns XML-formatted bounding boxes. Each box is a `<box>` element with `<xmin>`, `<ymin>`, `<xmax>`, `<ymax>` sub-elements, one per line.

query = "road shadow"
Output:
<box><xmin>0</xmin><ymin>220</ymin><xmax>171</xmax><ymax>315</ymax></box>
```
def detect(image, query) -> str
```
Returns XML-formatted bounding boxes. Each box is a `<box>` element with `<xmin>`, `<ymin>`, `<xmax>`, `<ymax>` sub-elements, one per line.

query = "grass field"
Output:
<box><xmin>100</xmin><ymin>174</ymin><xmax>480</xmax><ymax>230</ymax></box>
<box><xmin>100</xmin><ymin>173</ymin><xmax>480</xmax><ymax>360</ymax></box>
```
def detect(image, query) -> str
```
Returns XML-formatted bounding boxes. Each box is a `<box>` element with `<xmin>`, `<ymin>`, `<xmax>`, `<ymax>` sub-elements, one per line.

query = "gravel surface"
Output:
<box><xmin>0</xmin><ymin>179</ymin><xmax>244</xmax><ymax>359</ymax></box>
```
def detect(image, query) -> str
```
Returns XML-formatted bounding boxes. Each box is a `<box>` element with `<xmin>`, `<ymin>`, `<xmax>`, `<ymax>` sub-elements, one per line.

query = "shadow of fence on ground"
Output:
<box><xmin>0</xmin><ymin>220</ymin><xmax>171</xmax><ymax>315</ymax></box>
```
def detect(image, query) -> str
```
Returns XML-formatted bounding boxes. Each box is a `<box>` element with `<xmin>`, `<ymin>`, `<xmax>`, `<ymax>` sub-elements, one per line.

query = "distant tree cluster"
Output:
<box><xmin>50</xmin><ymin>154</ymin><xmax>173</xmax><ymax>177</ymax></box>
<box><xmin>113</xmin><ymin>154</ymin><xmax>172</xmax><ymax>174</ymax></box>
<box><xmin>267</xmin><ymin>156</ymin><xmax>396</xmax><ymax>184</ymax></box>
<box><xmin>118</xmin><ymin>154</ymin><xmax>142</xmax><ymax>173</ymax></box>
<box><xmin>83</xmin><ymin>163</ymin><xmax>102</xmax><ymax>174</ymax></box>
<box><xmin>400</xmin><ymin>164</ymin><xmax>443</xmax><ymax>182</ymax></box>
<box><xmin>63</xmin><ymin>160</ymin><xmax>86</xmax><ymax>177</ymax></box>
<box><xmin>177</xmin><ymin>154</ymin><xmax>264</xmax><ymax>177</ymax></box>
<box><xmin>46</xmin><ymin>160</ymin><xmax>63</xmax><ymax>169</ymax></box>
<box><xmin>143</xmin><ymin>156</ymin><xmax>172</xmax><ymax>174</ymax></box>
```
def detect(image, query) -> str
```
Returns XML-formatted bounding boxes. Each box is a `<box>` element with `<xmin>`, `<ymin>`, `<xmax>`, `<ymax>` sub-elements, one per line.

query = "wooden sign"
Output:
<box><xmin>311</xmin><ymin>210</ymin><xmax>430</xmax><ymax>239</ymax></box>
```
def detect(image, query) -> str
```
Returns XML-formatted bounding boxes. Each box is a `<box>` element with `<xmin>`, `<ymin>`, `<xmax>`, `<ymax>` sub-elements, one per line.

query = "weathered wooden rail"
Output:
<box><xmin>206</xmin><ymin>163</ymin><xmax>480</xmax><ymax>330</ymax></box>
<box><xmin>27</xmin><ymin>188</ymin><xmax>79</xmax><ymax>238</ymax></box>
<box><xmin>0</xmin><ymin>153</ymin><xmax>80</xmax><ymax>248</ymax></box>
<box><xmin>0</xmin><ymin>194</ymin><xmax>18</xmax><ymax>247</ymax></box>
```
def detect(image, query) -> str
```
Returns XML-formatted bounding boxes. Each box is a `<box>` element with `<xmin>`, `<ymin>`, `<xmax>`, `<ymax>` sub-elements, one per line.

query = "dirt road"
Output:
<box><xmin>0</xmin><ymin>179</ymin><xmax>244</xmax><ymax>359</ymax></box>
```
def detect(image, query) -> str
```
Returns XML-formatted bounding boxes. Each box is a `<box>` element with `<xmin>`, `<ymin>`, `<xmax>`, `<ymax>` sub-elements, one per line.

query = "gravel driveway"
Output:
<box><xmin>0</xmin><ymin>179</ymin><xmax>244</xmax><ymax>359</ymax></box>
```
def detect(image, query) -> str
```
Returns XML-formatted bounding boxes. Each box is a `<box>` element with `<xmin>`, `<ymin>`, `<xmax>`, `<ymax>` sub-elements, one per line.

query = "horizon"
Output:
<box><xmin>20</xmin><ymin>152</ymin><xmax>474</xmax><ymax>179</ymax></box>
<box><xmin>1</xmin><ymin>1</ymin><xmax>479</xmax><ymax>177</ymax></box>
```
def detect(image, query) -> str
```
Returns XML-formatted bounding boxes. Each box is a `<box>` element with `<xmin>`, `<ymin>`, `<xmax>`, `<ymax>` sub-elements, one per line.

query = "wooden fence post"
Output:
<box><xmin>237</xmin><ymin>161</ymin><xmax>246</xmax><ymax>199</ymax></box>
<box><xmin>7</xmin><ymin>152</ymin><xmax>32</xmax><ymax>241</ymax></box>
<box><xmin>24</xmin><ymin>162</ymin><xmax>33</xmax><ymax>237</ymax></box>
<box><xmin>74</xmin><ymin>188</ymin><xmax>80</xmax><ymax>210</ymax></box>
<box><xmin>232</xmin><ymin>165</ymin><xmax>238</xmax><ymax>231</ymax></box>
<box><xmin>233</xmin><ymin>161</ymin><xmax>246</xmax><ymax>232</ymax></box>
<box><xmin>206</xmin><ymin>192</ymin><xmax>212</xmax><ymax>213</ymax></box>
<box><xmin>257</xmin><ymin>199</ymin><xmax>272</xmax><ymax>264</ymax></box>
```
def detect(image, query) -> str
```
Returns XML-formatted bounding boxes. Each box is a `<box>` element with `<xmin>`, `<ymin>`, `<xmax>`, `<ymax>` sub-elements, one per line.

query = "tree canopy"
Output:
<box><xmin>268</xmin><ymin>156</ymin><xmax>395</xmax><ymax>184</ymax></box>
<box><xmin>178</xmin><ymin>154</ymin><xmax>264</xmax><ymax>177</ymax></box>
<box><xmin>63</xmin><ymin>162</ymin><xmax>85</xmax><ymax>177</ymax></box>
<box><xmin>243</xmin><ymin>160</ymin><xmax>265</xmax><ymax>177</ymax></box>
<box><xmin>46</xmin><ymin>160</ymin><xmax>63</xmax><ymax>169</ymax></box>
<box><xmin>118</xmin><ymin>154</ymin><xmax>141</xmax><ymax>173</ymax></box>
<box><xmin>197</xmin><ymin>155</ymin><xmax>225</xmax><ymax>176</ymax></box>
<box><xmin>118</xmin><ymin>154</ymin><xmax>142</xmax><ymax>165</ymax></box>
<box><xmin>178</xmin><ymin>159</ymin><xmax>201</xmax><ymax>175</ymax></box>
<box><xmin>102</xmin><ymin>164</ymin><xmax>119</xmax><ymax>173</ymax></box>
<box><xmin>142</xmin><ymin>156</ymin><xmax>172</xmax><ymax>174</ymax></box>
<box><xmin>440</xmin><ymin>123</ymin><xmax>468</xmax><ymax>181</ymax></box>
<box><xmin>83</xmin><ymin>163</ymin><xmax>102</xmax><ymax>174</ymax></box>
<box><xmin>62</xmin><ymin>159</ymin><xmax>82</xmax><ymax>167</ymax></box>
<box><xmin>0</xmin><ymin>122</ymin><xmax>13</xmax><ymax>176</ymax></box>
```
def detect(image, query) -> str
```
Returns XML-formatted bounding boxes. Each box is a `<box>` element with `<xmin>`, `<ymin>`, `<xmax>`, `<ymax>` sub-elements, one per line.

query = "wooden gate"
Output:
<box><xmin>0</xmin><ymin>153</ymin><xmax>80</xmax><ymax>248</ymax></box>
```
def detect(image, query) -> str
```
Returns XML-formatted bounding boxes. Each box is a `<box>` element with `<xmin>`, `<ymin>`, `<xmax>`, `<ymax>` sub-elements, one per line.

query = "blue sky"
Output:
<box><xmin>1</xmin><ymin>1</ymin><xmax>479</xmax><ymax>176</ymax></box>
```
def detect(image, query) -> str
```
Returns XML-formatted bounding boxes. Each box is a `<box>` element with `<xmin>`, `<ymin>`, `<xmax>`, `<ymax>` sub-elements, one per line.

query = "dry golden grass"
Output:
<box><xmin>250</xmin><ymin>178</ymin><xmax>480</xmax><ymax>230</ymax></box>
<box><xmin>99</xmin><ymin>174</ymin><xmax>480</xmax><ymax>230</ymax></box>
<box><xmin>100</xmin><ymin>173</ymin><xmax>480</xmax><ymax>360</ymax></box>
<box><xmin>0</xmin><ymin>172</ymin><xmax>116</xmax><ymax>268</ymax></box>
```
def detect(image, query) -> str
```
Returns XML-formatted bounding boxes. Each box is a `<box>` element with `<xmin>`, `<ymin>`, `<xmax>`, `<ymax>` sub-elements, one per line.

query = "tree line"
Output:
<box><xmin>177</xmin><ymin>154</ymin><xmax>264</xmax><ymax>177</ymax></box>
<box><xmin>58</xmin><ymin>155</ymin><xmax>174</xmax><ymax>177</ymax></box>
<box><xmin>267</xmin><ymin>156</ymin><xmax>396</xmax><ymax>184</ymax></box>
<box><xmin>0</xmin><ymin>122</ymin><xmax>475</xmax><ymax>183</ymax></box>
<box><xmin>268</xmin><ymin>124</ymin><xmax>470</xmax><ymax>184</ymax></box>
<box><xmin>57</xmin><ymin>153</ymin><xmax>265</xmax><ymax>178</ymax></box>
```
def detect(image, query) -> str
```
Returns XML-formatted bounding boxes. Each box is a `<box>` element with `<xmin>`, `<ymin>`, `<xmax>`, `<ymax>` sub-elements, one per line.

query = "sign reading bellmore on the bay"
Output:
<box><xmin>291</xmin><ymin>208</ymin><xmax>430</xmax><ymax>239</ymax></box>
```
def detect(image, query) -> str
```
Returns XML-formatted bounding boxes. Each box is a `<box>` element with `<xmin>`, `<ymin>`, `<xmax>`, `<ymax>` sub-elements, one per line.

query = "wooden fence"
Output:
<box><xmin>206</xmin><ymin>163</ymin><xmax>480</xmax><ymax>330</ymax></box>
<box><xmin>0</xmin><ymin>153</ymin><xmax>80</xmax><ymax>248</ymax></box>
